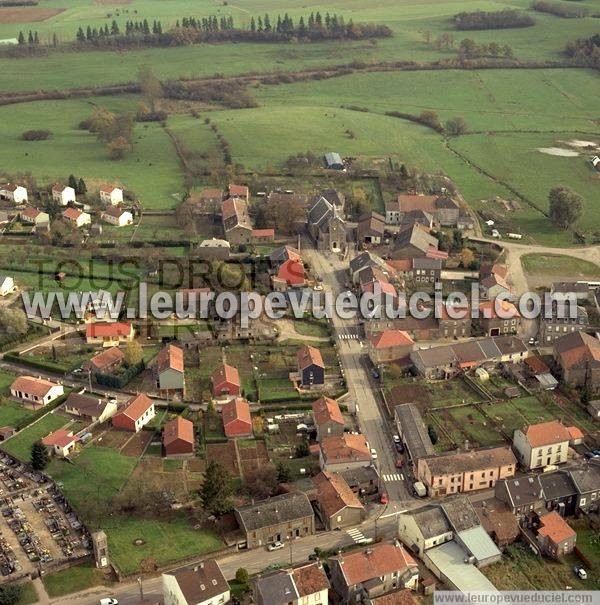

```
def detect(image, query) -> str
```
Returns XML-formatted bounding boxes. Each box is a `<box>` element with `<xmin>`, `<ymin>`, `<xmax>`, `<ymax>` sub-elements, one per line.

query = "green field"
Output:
<box><xmin>1</xmin><ymin>413</ymin><xmax>70</xmax><ymax>460</ymax></box>
<box><xmin>42</xmin><ymin>563</ymin><xmax>111</xmax><ymax>598</ymax></box>
<box><xmin>0</xmin><ymin>96</ymin><xmax>183</xmax><ymax>209</ymax></box>
<box><xmin>522</xmin><ymin>253</ymin><xmax>599</xmax><ymax>277</ymax></box>
<box><xmin>0</xmin><ymin>400</ymin><xmax>33</xmax><ymax>428</ymax></box>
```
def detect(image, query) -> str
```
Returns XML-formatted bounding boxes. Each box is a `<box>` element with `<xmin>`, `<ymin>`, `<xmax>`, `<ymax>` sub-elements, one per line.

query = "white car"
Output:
<box><xmin>370</xmin><ymin>448</ymin><xmax>378</xmax><ymax>460</ymax></box>
<box><xmin>393</xmin><ymin>435</ymin><xmax>400</xmax><ymax>443</ymax></box>
<box><xmin>100</xmin><ymin>599</ymin><xmax>119</xmax><ymax>605</ymax></box>
<box><xmin>267</xmin><ymin>541</ymin><xmax>285</xmax><ymax>551</ymax></box>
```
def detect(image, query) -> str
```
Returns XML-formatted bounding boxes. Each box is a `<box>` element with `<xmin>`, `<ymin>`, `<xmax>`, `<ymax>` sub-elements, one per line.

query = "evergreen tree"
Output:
<box><xmin>199</xmin><ymin>460</ymin><xmax>233</xmax><ymax>518</ymax></box>
<box><xmin>17</xmin><ymin>31</ymin><xmax>25</xmax><ymax>45</ymax></box>
<box><xmin>257</xmin><ymin>16</ymin><xmax>263</xmax><ymax>31</ymax></box>
<box><xmin>34</xmin><ymin>31</ymin><xmax>39</xmax><ymax>44</ymax></box>
<box><xmin>156</xmin><ymin>21</ymin><xmax>162</xmax><ymax>34</ymax></box>
<box><xmin>77</xmin><ymin>178</ymin><xmax>87</xmax><ymax>195</ymax></box>
<box><xmin>263</xmin><ymin>13</ymin><xmax>271</xmax><ymax>31</ymax></box>
<box><xmin>76</xmin><ymin>27</ymin><xmax>85</xmax><ymax>42</ymax></box>
<box><xmin>298</xmin><ymin>16</ymin><xmax>306</xmax><ymax>35</ymax></box>
<box><xmin>27</xmin><ymin>30</ymin><xmax>34</xmax><ymax>44</ymax></box>
<box><xmin>276</xmin><ymin>461</ymin><xmax>291</xmax><ymax>483</ymax></box>
<box><xmin>86</xmin><ymin>25</ymin><xmax>92</xmax><ymax>40</ymax></box>
<box><xmin>111</xmin><ymin>20</ymin><xmax>119</xmax><ymax>35</ymax></box>
<box><xmin>68</xmin><ymin>174</ymin><xmax>78</xmax><ymax>190</ymax></box>
<box><xmin>250</xmin><ymin>16</ymin><xmax>256</xmax><ymax>32</ymax></box>
<box><xmin>31</xmin><ymin>441</ymin><xmax>49</xmax><ymax>471</ymax></box>
<box><xmin>52</xmin><ymin>32</ymin><xmax>58</xmax><ymax>46</ymax></box>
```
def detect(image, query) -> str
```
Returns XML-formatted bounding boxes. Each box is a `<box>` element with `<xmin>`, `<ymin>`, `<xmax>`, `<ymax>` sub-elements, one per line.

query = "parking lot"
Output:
<box><xmin>0</xmin><ymin>455</ymin><xmax>90</xmax><ymax>581</ymax></box>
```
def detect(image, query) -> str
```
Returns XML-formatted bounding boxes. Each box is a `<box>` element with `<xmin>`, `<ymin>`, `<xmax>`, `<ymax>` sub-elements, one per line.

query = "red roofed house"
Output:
<box><xmin>10</xmin><ymin>376</ymin><xmax>64</xmax><ymax>407</ymax></box>
<box><xmin>524</xmin><ymin>356</ymin><xmax>551</xmax><ymax>377</ymax></box>
<box><xmin>42</xmin><ymin>429</ymin><xmax>78</xmax><ymax>458</ymax></box>
<box><xmin>86</xmin><ymin>322</ymin><xmax>134</xmax><ymax>347</ymax></box>
<box><xmin>513</xmin><ymin>420</ymin><xmax>571</xmax><ymax>470</ymax></box>
<box><xmin>252</xmin><ymin>228</ymin><xmax>275</xmax><ymax>243</ymax></box>
<box><xmin>536</xmin><ymin>511</ymin><xmax>576</xmax><ymax>558</ymax></box>
<box><xmin>0</xmin><ymin>183</ymin><xmax>28</xmax><ymax>204</ymax></box>
<box><xmin>297</xmin><ymin>345</ymin><xmax>325</xmax><ymax>388</ymax></box>
<box><xmin>211</xmin><ymin>364</ymin><xmax>241</xmax><ymax>398</ymax></box>
<box><xmin>368</xmin><ymin>330</ymin><xmax>414</xmax><ymax>364</ymax></box>
<box><xmin>163</xmin><ymin>416</ymin><xmax>195</xmax><ymax>457</ymax></box>
<box><xmin>312</xmin><ymin>397</ymin><xmax>345</xmax><ymax>442</ymax></box>
<box><xmin>222</xmin><ymin>398</ymin><xmax>252</xmax><ymax>438</ymax></box>
<box><xmin>84</xmin><ymin>346</ymin><xmax>125</xmax><ymax>374</ymax></box>
<box><xmin>52</xmin><ymin>184</ymin><xmax>75</xmax><ymax>206</ymax></box>
<box><xmin>478</xmin><ymin>299</ymin><xmax>521</xmax><ymax>336</ymax></box>
<box><xmin>154</xmin><ymin>344</ymin><xmax>185</xmax><ymax>394</ymax></box>
<box><xmin>20</xmin><ymin>207</ymin><xmax>49</xmax><ymax>225</ymax></box>
<box><xmin>567</xmin><ymin>425</ymin><xmax>584</xmax><ymax>445</ymax></box>
<box><xmin>62</xmin><ymin>207</ymin><xmax>91</xmax><ymax>228</ymax></box>
<box><xmin>314</xmin><ymin>470</ymin><xmax>365</xmax><ymax>530</ymax></box>
<box><xmin>329</xmin><ymin>542</ymin><xmax>419</xmax><ymax>603</ymax></box>
<box><xmin>227</xmin><ymin>183</ymin><xmax>249</xmax><ymax>201</ymax></box>
<box><xmin>320</xmin><ymin>433</ymin><xmax>371</xmax><ymax>472</ymax></box>
<box><xmin>273</xmin><ymin>258</ymin><xmax>306</xmax><ymax>290</ymax></box>
<box><xmin>112</xmin><ymin>394</ymin><xmax>155</xmax><ymax>432</ymax></box>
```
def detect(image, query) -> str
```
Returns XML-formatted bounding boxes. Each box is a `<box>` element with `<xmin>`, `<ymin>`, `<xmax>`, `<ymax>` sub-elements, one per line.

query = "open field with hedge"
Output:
<box><xmin>1</xmin><ymin>412</ymin><xmax>70</xmax><ymax>460</ymax></box>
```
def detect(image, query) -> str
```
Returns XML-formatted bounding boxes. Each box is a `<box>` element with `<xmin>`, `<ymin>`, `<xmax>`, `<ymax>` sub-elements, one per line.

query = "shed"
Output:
<box><xmin>324</xmin><ymin>152</ymin><xmax>343</xmax><ymax>170</ymax></box>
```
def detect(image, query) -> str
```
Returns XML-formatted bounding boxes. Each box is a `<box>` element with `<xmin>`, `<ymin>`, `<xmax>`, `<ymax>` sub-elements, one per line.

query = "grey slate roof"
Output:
<box><xmin>568</xmin><ymin>461</ymin><xmax>600</xmax><ymax>494</ymax></box>
<box><xmin>493</xmin><ymin>336</ymin><xmax>528</xmax><ymax>356</ymax></box>
<box><xmin>349</xmin><ymin>251</ymin><xmax>385</xmax><ymax>275</ymax></box>
<box><xmin>255</xmin><ymin>571</ymin><xmax>299</xmax><ymax>605</ymax></box>
<box><xmin>441</xmin><ymin>496</ymin><xmax>480</xmax><ymax>532</ymax></box>
<box><xmin>394</xmin><ymin>224</ymin><xmax>438</xmax><ymax>254</ymax></box>
<box><xmin>409</xmin><ymin>505</ymin><xmax>451</xmax><ymax>539</ymax></box>
<box><xmin>497</xmin><ymin>475</ymin><xmax>543</xmax><ymax>508</ymax></box>
<box><xmin>235</xmin><ymin>492</ymin><xmax>313</xmax><ymax>532</ymax></box>
<box><xmin>539</xmin><ymin>471</ymin><xmax>577</xmax><ymax>500</ymax></box>
<box><xmin>394</xmin><ymin>403</ymin><xmax>435</xmax><ymax>461</ymax></box>
<box><xmin>410</xmin><ymin>346</ymin><xmax>457</xmax><ymax>369</ymax></box>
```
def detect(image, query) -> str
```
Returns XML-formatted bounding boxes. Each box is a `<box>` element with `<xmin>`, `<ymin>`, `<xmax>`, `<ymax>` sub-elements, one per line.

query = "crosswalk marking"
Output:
<box><xmin>382</xmin><ymin>473</ymin><xmax>404</xmax><ymax>482</ymax></box>
<box><xmin>347</xmin><ymin>528</ymin><xmax>366</xmax><ymax>543</ymax></box>
<box><xmin>337</xmin><ymin>333</ymin><xmax>359</xmax><ymax>340</ymax></box>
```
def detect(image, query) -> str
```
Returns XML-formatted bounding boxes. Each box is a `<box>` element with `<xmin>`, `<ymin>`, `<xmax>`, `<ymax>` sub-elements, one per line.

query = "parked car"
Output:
<box><xmin>573</xmin><ymin>565</ymin><xmax>587</xmax><ymax>580</ymax></box>
<box><xmin>267</xmin><ymin>541</ymin><xmax>284</xmax><ymax>551</ymax></box>
<box><xmin>380</xmin><ymin>491</ymin><xmax>389</xmax><ymax>505</ymax></box>
<box><xmin>392</xmin><ymin>434</ymin><xmax>400</xmax><ymax>443</ymax></box>
<box><xmin>395</xmin><ymin>442</ymin><xmax>404</xmax><ymax>453</ymax></box>
<box><xmin>371</xmin><ymin>369</ymin><xmax>380</xmax><ymax>380</ymax></box>
<box><xmin>99</xmin><ymin>599</ymin><xmax>119</xmax><ymax>605</ymax></box>
<box><xmin>395</xmin><ymin>456</ymin><xmax>404</xmax><ymax>469</ymax></box>
<box><xmin>370</xmin><ymin>448</ymin><xmax>378</xmax><ymax>460</ymax></box>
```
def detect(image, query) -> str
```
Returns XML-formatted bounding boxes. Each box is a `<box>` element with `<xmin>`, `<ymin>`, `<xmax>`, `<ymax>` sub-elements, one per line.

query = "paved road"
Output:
<box><xmin>59</xmin><ymin>515</ymin><xmax>405</xmax><ymax>605</ymax></box>
<box><xmin>302</xmin><ymin>242</ymin><xmax>414</xmax><ymax>503</ymax></box>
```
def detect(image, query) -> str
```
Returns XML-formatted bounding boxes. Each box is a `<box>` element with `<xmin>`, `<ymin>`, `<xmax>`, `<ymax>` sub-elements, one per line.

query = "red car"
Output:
<box><xmin>395</xmin><ymin>456</ymin><xmax>404</xmax><ymax>469</ymax></box>
<box><xmin>380</xmin><ymin>491</ymin><xmax>389</xmax><ymax>504</ymax></box>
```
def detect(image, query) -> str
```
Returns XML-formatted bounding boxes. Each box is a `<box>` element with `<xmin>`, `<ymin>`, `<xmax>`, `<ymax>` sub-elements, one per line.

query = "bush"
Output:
<box><xmin>94</xmin><ymin>360</ymin><xmax>145</xmax><ymax>389</ymax></box>
<box><xmin>531</xmin><ymin>1</ymin><xmax>588</xmax><ymax>17</ymax></box>
<box><xmin>3</xmin><ymin>351</ymin><xmax>69</xmax><ymax>374</ymax></box>
<box><xmin>21</xmin><ymin>129</ymin><xmax>52</xmax><ymax>141</ymax></box>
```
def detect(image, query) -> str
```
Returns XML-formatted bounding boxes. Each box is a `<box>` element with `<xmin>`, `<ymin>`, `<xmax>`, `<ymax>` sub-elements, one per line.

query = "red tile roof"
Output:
<box><xmin>42</xmin><ymin>429</ymin><xmax>76</xmax><ymax>449</ymax></box>
<box><xmin>555</xmin><ymin>332</ymin><xmax>600</xmax><ymax>370</ymax></box>
<box><xmin>62</xmin><ymin>208</ymin><xmax>82</xmax><ymax>221</ymax></box>
<box><xmin>291</xmin><ymin>562</ymin><xmax>329</xmax><ymax>597</ymax></box>
<box><xmin>100</xmin><ymin>185</ymin><xmax>119</xmax><ymax>193</ymax></box>
<box><xmin>88</xmin><ymin>346</ymin><xmax>125</xmax><ymax>371</ymax></box>
<box><xmin>370</xmin><ymin>330</ymin><xmax>414</xmax><ymax>350</ymax></box>
<box><xmin>297</xmin><ymin>345</ymin><xmax>324</xmax><ymax>370</ymax></box>
<box><xmin>321</xmin><ymin>434</ymin><xmax>370</xmax><ymax>463</ymax></box>
<box><xmin>362</xmin><ymin>280</ymin><xmax>397</xmax><ymax>297</ymax></box>
<box><xmin>314</xmin><ymin>471</ymin><xmax>364</xmax><ymax>519</ymax></box>
<box><xmin>369</xmin><ymin>590</ymin><xmax>417</xmax><ymax>605</ymax></box>
<box><xmin>335</xmin><ymin>542</ymin><xmax>417</xmax><ymax>586</ymax></box>
<box><xmin>222</xmin><ymin>398</ymin><xmax>251</xmax><ymax>434</ymax></box>
<box><xmin>479</xmin><ymin>299</ymin><xmax>520</xmax><ymax>319</ymax></box>
<box><xmin>11</xmin><ymin>376</ymin><xmax>59</xmax><ymax>398</ymax></box>
<box><xmin>156</xmin><ymin>344</ymin><xmax>184</xmax><ymax>374</ymax></box>
<box><xmin>86</xmin><ymin>322</ymin><xmax>132</xmax><ymax>339</ymax></box>
<box><xmin>21</xmin><ymin>207</ymin><xmax>42</xmax><ymax>220</ymax></box>
<box><xmin>119</xmin><ymin>394</ymin><xmax>154</xmax><ymax>422</ymax></box>
<box><xmin>252</xmin><ymin>228</ymin><xmax>275</xmax><ymax>238</ymax></box>
<box><xmin>538</xmin><ymin>511</ymin><xmax>576</xmax><ymax>543</ymax></box>
<box><xmin>163</xmin><ymin>416</ymin><xmax>194</xmax><ymax>447</ymax></box>
<box><xmin>524</xmin><ymin>356</ymin><xmax>550</xmax><ymax>375</ymax></box>
<box><xmin>312</xmin><ymin>397</ymin><xmax>344</xmax><ymax>426</ymax></box>
<box><xmin>277</xmin><ymin>259</ymin><xmax>306</xmax><ymax>286</ymax></box>
<box><xmin>228</xmin><ymin>184</ymin><xmax>249</xmax><ymax>198</ymax></box>
<box><xmin>386</xmin><ymin>259</ymin><xmax>412</xmax><ymax>273</ymax></box>
<box><xmin>211</xmin><ymin>364</ymin><xmax>240</xmax><ymax>388</ymax></box>
<box><xmin>567</xmin><ymin>426</ymin><xmax>583</xmax><ymax>441</ymax></box>
<box><xmin>524</xmin><ymin>420</ymin><xmax>571</xmax><ymax>447</ymax></box>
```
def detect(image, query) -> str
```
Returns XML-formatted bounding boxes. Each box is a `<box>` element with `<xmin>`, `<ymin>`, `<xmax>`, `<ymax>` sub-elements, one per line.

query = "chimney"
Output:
<box><xmin>465</xmin><ymin>440</ymin><xmax>470</xmax><ymax>451</ymax></box>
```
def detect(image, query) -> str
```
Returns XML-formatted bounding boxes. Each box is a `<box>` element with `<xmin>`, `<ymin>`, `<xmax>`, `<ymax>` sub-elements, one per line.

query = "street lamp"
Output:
<box><xmin>137</xmin><ymin>576</ymin><xmax>144</xmax><ymax>601</ymax></box>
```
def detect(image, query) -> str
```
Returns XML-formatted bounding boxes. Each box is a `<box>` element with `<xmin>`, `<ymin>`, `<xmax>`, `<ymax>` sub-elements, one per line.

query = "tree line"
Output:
<box><xmin>531</xmin><ymin>1</ymin><xmax>589</xmax><ymax>18</ymax></box>
<box><xmin>453</xmin><ymin>9</ymin><xmax>535</xmax><ymax>29</ymax></box>
<box><xmin>76</xmin><ymin>19</ymin><xmax>163</xmax><ymax>43</ymax></box>
<box><xmin>16</xmin><ymin>30</ymin><xmax>40</xmax><ymax>44</ymax></box>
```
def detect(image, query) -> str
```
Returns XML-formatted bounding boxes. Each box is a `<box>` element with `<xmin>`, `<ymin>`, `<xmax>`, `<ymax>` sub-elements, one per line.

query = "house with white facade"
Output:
<box><xmin>162</xmin><ymin>560</ymin><xmax>230</xmax><ymax>605</ymax></box>
<box><xmin>0</xmin><ymin>184</ymin><xmax>28</xmax><ymax>204</ymax></box>
<box><xmin>10</xmin><ymin>376</ymin><xmax>64</xmax><ymax>406</ymax></box>
<box><xmin>62</xmin><ymin>207</ymin><xmax>91</xmax><ymax>228</ymax></box>
<box><xmin>99</xmin><ymin>185</ymin><xmax>123</xmax><ymax>206</ymax></box>
<box><xmin>513</xmin><ymin>420</ymin><xmax>571</xmax><ymax>470</ymax></box>
<box><xmin>52</xmin><ymin>185</ymin><xmax>76</xmax><ymax>206</ymax></box>
<box><xmin>102</xmin><ymin>206</ymin><xmax>133</xmax><ymax>227</ymax></box>
<box><xmin>0</xmin><ymin>275</ymin><xmax>15</xmax><ymax>296</ymax></box>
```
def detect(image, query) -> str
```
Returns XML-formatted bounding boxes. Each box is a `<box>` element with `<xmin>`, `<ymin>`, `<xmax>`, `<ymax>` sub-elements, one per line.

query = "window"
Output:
<box><xmin>581</xmin><ymin>497</ymin><xmax>587</xmax><ymax>506</ymax></box>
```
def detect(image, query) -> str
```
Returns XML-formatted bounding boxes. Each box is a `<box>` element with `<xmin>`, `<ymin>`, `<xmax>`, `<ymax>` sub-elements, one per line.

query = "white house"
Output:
<box><xmin>42</xmin><ymin>429</ymin><xmax>78</xmax><ymax>458</ymax></box>
<box><xmin>52</xmin><ymin>185</ymin><xmax>76</xmax><ymax>206</ymax></box>
<box><xmin>101</xmin><ymin>206</ymin><xmax>133</xmax><ymax>227</ymax></box>
<box><xmin>62</xmin><ymin>207</ymin><xmax>91</xmax><ymax>228</ymax></box>
<box><xmin>162</xmin><ymin>560</ymin><xmax>230</xmax><ymax>605</ymax></box>
<box><xmin>100</xmin><ymin>186</ymin><xmax>123</xmax><ymax>206</ymax></box>
<box><xmin>0</xmin><ymin>184</ymin><xmax>28</xmax><ymax>204</ymax></box>
<box><xmin>513</xmin><ymin>420</ymin><xmax>570</xmax><ymax>470</ymax></box>
<box><xmin>0</xmin><ymin>275</ymin><xmax>15</xmax><ymax>296</ymax></box>
<box><xmin>10</xmin><ymin>376</ymin><xmax>64</xmax><ymax>406</ymax></box>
